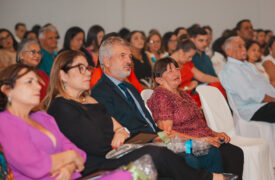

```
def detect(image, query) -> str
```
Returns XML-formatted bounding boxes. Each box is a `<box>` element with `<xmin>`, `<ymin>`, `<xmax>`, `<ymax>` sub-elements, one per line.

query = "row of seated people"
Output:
<box><xmin>0</xmin><ymin>36</ymin><xmax>243</xmax><ymax>179</ymax></box>
<box><xmin>0</xmin><ymin>19</ymin><xmax>275</xmax><ymax>179</ymax></box>
<box><xmin>1</xmin><ymin>20</ymin><xmax>275</xmax><ymax>101</ymax></box>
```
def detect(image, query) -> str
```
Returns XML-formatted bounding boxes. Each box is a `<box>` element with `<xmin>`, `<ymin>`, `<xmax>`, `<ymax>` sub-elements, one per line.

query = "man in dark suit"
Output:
<box><xmin>91</xmin><ymin>36</ymin><xmax>158</xmax><ymax>135</ymax></box>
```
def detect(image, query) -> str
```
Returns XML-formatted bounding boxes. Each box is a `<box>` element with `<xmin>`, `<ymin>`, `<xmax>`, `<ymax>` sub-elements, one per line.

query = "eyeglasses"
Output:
<box><xmin>65</xmin><ymin>64</ymin><xmax>93</xmax><ymax>74</ymax></box>
<box><xmin>149</xmin><ymin>40</ymin><xmax>161</xmax><ymax>44</ymax></box>
<box><xmin>0</xmin><ymin>34</ymin><xmax>11</xmax><ymax>42</ymax></box>
<box><xmin>24</xmin><ymin>50</ymin><xmax>43</xmax><ymax>56</ymax></box>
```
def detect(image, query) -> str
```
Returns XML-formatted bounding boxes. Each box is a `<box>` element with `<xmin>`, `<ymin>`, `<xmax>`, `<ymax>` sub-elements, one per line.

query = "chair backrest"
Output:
<box><xmin>196</xmin><ymin>86</ymin><xmax>236</xmax><ymax>136</ymax></box>
<box><xmin>140</xmin><ymin>89</ymin><xmax>154</xmax><ymax>115</ymax></box>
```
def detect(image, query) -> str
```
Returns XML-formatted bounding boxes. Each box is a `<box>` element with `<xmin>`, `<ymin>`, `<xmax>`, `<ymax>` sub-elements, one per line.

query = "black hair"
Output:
<box><xmin>256</xmin><ymin>29</ymin><xmax>264</xmax><ymax>33</ymax></box>
<box><xmin>235</xmin><ymin>19</ymin><xmax>251</xmax><ymax>31</ymax></box>
<box><xmin>188</xmin><ymin>27</ymin><xmax>207</xmax><ymax>38</ymax></box>
<box><xmin>162</xmin><ymin>31</ymin><xmax>176</xmax><ymax>52</ymax></box>
<box><xmin>126</xmin><ymin>30</ymin><xmax>146</xmax><ymax>43</ymax></box>
<box><xmin>0</xmin><ymin>64</ymin><xmax>35</xmax><ymax>111</ymax></box>
<box><xmin>176</xmin><ymin>39</ymin><xmax>196</xmax><ymax>52</ymax></box>
<box><xmin>245</xmin><ymin>40</ymin><xmax>260</xmax><ymax>50</ymax></box>
<box><xmin>202</xmin><ymin>25</ymin><xmax>212</xmax><ymax>33</ymax></box>
<box><xmin>23</xmin><ymin>31</ymin><xmax>37</xmax><ymax>40</ymax></box>
<box><xmin>212</xmin><ymin>36</ymin><xmax>228</xmax><ymax>58</ymax></box>
<box><xmin>15</xmin><ymin>23</ymin><xmax>26</xmax><ymax>30</ymax></box>
<box><xmin>265</xmin><ymin>30</ymin><xmax>272</xmax><ymax>35</ymax></box>
<box><xmin>101</xmin><ymin>32</ymin><xmax>120</xmax><ymax>44</ymax></box>
<box><xmin>60</xmin><ymin>27</ymin><xmax>95</xmax><ymax>67</ymax></box>
<box><xmin>153</xmin><ymin>57</ymin><xmax>179</xmax><ymax>80</ymax></box>
<box><xmin>31</xmin><ymin>24</ymin><xmax>41</xmax><ymax>37</ymax></box>
<box><xmin>118</xmin><ymin>28</ymin><xmax>130</xmax><ymax>40</ymax></box>
<box><xmin>85</xmin><ymin>25</ymin><xmax>105</xmax><ymax>50</ymax></box>
<box><xmin>174</xmin><ymin>27</ymin><xmax>186</xmax><ymax>36</ymax></box>
<box><xmin>0</xmin><ymin>28</ymin><xmax>18</xmax><ymax>50</ymax></box>
<box><xmin>63</xmin><ymin>26</ymin><xmax>85</xmax><ymax>50</ymax></box>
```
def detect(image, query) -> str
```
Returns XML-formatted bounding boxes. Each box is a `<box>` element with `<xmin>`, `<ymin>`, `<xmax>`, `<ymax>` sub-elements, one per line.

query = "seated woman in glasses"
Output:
<box><xmin>16</xmin><ymin>39</ymin><xmax>49</xmax><ymax>101</ymax></box>
<box><xmin>147</xmin><ymin>57</ymin><xmax>244</xmax><ymax>179</ymax></box>
<box><xmin>43</xmin><ymin>50</ymin><xmax>226</xmax><ymax>180</ymax></box>
<box><xmin>0</xmin><ymin>64</ymin><xmax>86</xmax><ymax>179</ymax></box>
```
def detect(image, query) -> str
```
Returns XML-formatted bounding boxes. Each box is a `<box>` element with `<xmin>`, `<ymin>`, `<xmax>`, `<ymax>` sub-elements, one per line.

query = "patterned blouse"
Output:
<box><xmin>147</xmin><ymin>86</ymin><xmax>213</xmax><ymax>138</ymax></box>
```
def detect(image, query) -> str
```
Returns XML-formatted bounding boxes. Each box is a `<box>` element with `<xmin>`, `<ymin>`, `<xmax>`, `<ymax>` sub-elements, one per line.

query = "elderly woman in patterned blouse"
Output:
<box><xmin>147</xmin><ymin>57</ymin><xmax>244</xmax><ymax>180</ymax></box>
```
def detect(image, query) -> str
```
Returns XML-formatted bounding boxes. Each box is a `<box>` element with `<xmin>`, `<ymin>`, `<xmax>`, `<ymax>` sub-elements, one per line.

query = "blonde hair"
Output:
<box><xmin>41</xmin><ymin>50</ymin><xmax>89</xmax><ymax>110</ymax></box>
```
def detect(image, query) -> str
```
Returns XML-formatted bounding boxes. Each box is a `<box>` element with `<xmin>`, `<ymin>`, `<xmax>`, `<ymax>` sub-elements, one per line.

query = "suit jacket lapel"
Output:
<box><xmin>102</xmin><ymin>74</ymin><xmax>135</xmax><ymax>108</ymax></box>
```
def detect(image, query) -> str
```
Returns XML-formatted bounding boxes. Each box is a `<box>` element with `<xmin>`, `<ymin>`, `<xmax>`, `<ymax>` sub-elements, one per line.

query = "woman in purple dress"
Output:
<box><xmin>0</xmin><ymin>64</ymin><xmax>86</xmax><ymax>180</ymax></box>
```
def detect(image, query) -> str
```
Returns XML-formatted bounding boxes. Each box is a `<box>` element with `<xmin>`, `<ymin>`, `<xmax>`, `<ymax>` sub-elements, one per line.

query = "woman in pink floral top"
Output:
<box><xmin>147</xmin><ymin>57</ymin><xmax>244</xmax><ymax>180</ymax></box>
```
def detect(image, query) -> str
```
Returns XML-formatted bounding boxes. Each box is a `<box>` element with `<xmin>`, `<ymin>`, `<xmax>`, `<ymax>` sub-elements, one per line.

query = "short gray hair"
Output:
<box><xmin>224</xmin><ymin>36</ymin><xmax>240</xmax><ymax>52</ymax></box>
<box><xmin>16</xmin><ymin>39</ymin><xmax>41</xmax><ymax>63</ymax></box>
<box><xmin>99</xmin><ymin>36</ymin><xmax>130</xmax><ymax>69</ymax></box>
<box><xmin>38</xmin><ymin>26</ymin><xmax>55</xmax><ymax>39</ymax></box>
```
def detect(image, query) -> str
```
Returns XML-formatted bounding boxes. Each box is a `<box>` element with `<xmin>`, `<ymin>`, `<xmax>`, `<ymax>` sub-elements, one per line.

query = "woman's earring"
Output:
<box><xmin>63</xmin><ymin>82</ymin><xmax>66</xmax><ymax>90</ymax></box>
<box><xmin>8</xmin><ymin>96</ymin><xmax>12</xmax><ymax>107</ymax></box>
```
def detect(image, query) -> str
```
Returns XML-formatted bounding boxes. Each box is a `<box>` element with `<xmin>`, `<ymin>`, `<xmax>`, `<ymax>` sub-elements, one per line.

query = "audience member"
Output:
<box><xmin>262</xmin><ymin>36</ymin><xmax>275</xmax><ymax>82</ymax></box>
<box><xmin>31</xmin><ymin>24</ymin><xmax>41</xmax><ymax>38</ymax></box>
<box><xmin>145</xmin><ymin>31</ymin><xmax>168</xmax><ymax>63</ymax></box>
<box><xmin>0</xmin><ymin>29</ymin><xmax>17</xmax><ymax>70</ymax></box>
<box><xmin>23</xmin><ymin>30</ymin><xmax>38</xmax><ymax>41</ymax></box>
<box><xmin>14</xmin><ymin>23</ymin><xmax>26</xmax><ymax>43</ymax></box>
<box><xmin>170</xmin><ymin>40</ymin><xmax>219</xmax><ymax>93</ymax></box>
<box><xmin>16</xmin><ymin>39</ymin><xmax>49</xmax><ymax>101</ymax></box>
<box><xmin>128</xmin><ymin>31</ymin><xmax>153</xmax><ymax>88</ymax></box>
<box><xmin>38</xmin><ymin>26</ymin><xmax>58</xmax><ymax>76</ymax></box>
<box><xmin>44</xmin><ymin>50</ymin><xmax>224</xmax><ymax>180</ymax></box>
<box><xmin>203</xmin><ymin>25</ymin><xmax>213</xmax><ymax>57</ymax></box>
<box><xmin>265</xmin><ymin>30</ymin><xmax>274</xmax><ymax>43</ymax></box>
<box><xmin>163</xmin><ymin>31</ymin><xmax>178</xmax><ymax>55</ymax></box>
<box><xmin>0</xmin><ymin>64</ymin><xmax>86</xmax><ymax>179</ymax></box>
<box><xmin>211</xmin><ymin>36</ymin><xmax>228</xmax><ymax>75</ymax></box>
<box><xmin>245</xmin><ymin>40</ymin><xmax>270</xmax><ymax>83</ymax></box>
<box><xmin>92</xmin><ymin>36</ymin><xmax>157</xmax><ymax>134</ymax></box>
<box><xmin>235</xmin><ymin>19</ymin><xmax>253</xmax><ymax>41</ymax></box>
<box><xmin>220</xmin><ymin>36</ymin><xmax>275</xmax><ymax>122</ymax></box>
<box><xmin>59</xmin><ymin>26</ymin><xmax>94</xmax><ymax>68</ymax></box>
<box><xmin>147</xmin><ymin>57</ymin><xmax>244</xmax><ymax>179</ymax></box>
<box><xmin>190</xmin><ymin>27</ymin><xmax>217</xmax><ymax>83</ymax></box>
<box><xmin>85</xmin><ymin>25</ymin><xmax>105</xmax><ymax>66</ymax></box>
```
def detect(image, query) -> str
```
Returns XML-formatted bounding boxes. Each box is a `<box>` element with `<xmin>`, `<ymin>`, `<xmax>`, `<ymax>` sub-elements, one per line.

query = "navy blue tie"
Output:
<box><xmin>118</xmin><ymin>82</ymin><xmax>138</xmax><ymax>109</ymax></box>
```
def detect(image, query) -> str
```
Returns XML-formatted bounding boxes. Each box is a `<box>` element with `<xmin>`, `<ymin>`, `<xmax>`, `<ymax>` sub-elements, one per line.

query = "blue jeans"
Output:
<box><xmin>178</xmin><ymin>146</ymin><xmax>223</xmax><ymax>173</ymax></box>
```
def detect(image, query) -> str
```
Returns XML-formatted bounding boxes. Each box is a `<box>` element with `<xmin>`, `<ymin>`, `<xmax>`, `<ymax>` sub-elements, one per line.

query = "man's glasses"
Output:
<box><xmin>64</xmin><ymin>64</ymin><xmax>93</xmax><ymax>74</ymax></box>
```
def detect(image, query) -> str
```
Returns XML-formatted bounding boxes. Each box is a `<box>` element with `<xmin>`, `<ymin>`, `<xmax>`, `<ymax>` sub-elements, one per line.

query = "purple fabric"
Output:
<box><xmin>0</xmin><ymin>110</ymin><xmax>86</xmax><ymax>180</ymax></box>
<box><xmin>98</xmin><ymin>170</ymin><xmax>132</xmax><ymax>180</ymax></box>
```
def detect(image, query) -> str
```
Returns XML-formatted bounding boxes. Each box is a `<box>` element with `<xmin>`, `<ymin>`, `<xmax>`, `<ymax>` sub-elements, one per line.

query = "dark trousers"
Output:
<box><xmin>180</xmin><ymin>146</ymin><xmax>223</xmax><ymax>173</ymax></box>
<box><xmin>251</xmin><ymin>102</ymin><xmax>275</xmax><ymax>123</ymax></box>
<box><xmin>219</xmin><ymin>143</ymin><xmax>244</xmax><ymax>180</ymax></box>
<box><xmin>84</xmin><ymin>146</ymin><xmax>212</xmax><ymax>180</ymax></box>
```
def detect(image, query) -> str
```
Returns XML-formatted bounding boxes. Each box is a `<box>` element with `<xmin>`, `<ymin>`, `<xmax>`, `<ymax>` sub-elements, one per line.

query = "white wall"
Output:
<box><xmin>1</xmin><ymin>0</ymin><xmax>275</xmax><ymax>44</ymax></box>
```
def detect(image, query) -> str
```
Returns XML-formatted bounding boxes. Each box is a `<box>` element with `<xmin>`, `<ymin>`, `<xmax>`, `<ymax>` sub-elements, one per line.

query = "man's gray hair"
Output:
<box><xmin>38</xmin><ymin>26</ymin><xmax>55</xmax><ymax>39</ymax></box>
<box><xmin>224</xmin><ymin>36</ymin><xmax>240</xmax><ymax>52</ymax></box>
<box><xmin>16</xmin><ymin>39</ymin><xmax>40</xmax><ymax>63</ymax></box>
<box><xmin>99</xmin><ymin>36</ymin><xmax>130</xmax><ymax>69</ymax></box>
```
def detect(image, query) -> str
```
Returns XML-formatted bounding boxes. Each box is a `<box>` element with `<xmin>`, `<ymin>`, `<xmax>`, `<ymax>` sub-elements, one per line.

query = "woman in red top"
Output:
<box><xmin>16</xmin><ymin>39</ymin><xmax>49</xmax><ymax>101</ymax></box>
<box><xmin>170</xmin><ymin>40</ymin><xmax>225</xmax><ymax>106</ymax></box>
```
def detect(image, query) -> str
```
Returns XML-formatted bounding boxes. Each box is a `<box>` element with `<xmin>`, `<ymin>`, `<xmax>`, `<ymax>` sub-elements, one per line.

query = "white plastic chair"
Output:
<box><xmin>140</xmin><ymin>89</ymin><xmax>154</xmax><ymax>116</ymax></box>
<box><xmin>196</xmin><ymin>85</ymin><xmax>274</xmax><ymax>180</ymax></box>
<box><xmin>227</xmin><ymin>92</ymin><xmax>275</xmax><ymax>167</ymax></box>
